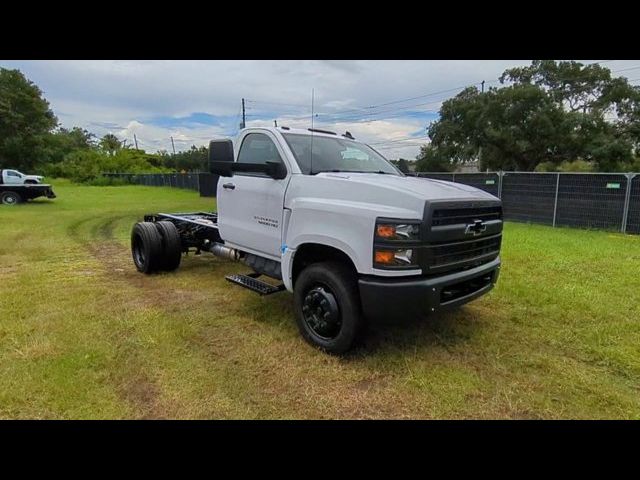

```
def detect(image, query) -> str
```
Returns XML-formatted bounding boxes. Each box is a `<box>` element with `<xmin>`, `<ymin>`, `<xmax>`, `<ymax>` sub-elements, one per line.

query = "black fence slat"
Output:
<box><xmin>501</xmin><ymin>173</ymin><xmax>557</xmax><ymax>225</ymax></box>
<box><xmin>413</xmin><ymin>173</ymin><xmax>455</xmax><ymax>182</ymax></box>
<box><xmin>626</xmin><ymin>175</ymin><xmax>640</xmax><ymax>234</ymax></box>
<box><xmin>102</xmin><ymin>172</ymin><xmax>209</xmax><ymax>195</ymax></box>
<box><xmin>453</xmin><ymin>172</ymin><xmax>500</xmax><ymax>197</ymax></box>
<box><xmin>555</xmin><ymin>174</ymin><xmax>627</xmax><ymax>231</ymax></box>
<box><xmin>413</xmin><ymin>171</ymin><xmax>638</xmax><ymax>235</ymax></box>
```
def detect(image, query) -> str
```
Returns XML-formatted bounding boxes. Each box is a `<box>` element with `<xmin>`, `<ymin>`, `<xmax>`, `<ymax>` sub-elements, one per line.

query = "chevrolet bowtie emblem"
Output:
<box><xmin>465</xmin><ymin>219</ymin><xmax>487</xmax><ymax>236</ymax></box>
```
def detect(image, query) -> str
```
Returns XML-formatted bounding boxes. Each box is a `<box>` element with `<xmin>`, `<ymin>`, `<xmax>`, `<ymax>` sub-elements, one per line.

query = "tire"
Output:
<box><xmin>24</xmin><ymin>180</ymin><xmax>37</xmax><ymax>184</ymax></box>
<box><xmin>1</xmin><ymin>191</ymin><xmax>22</xmax><ymax>205</ymax></box>
<box><xmin>155</xmin><ymin>221</ymin><xmax>182</xmax><ymax>271</ymax></box>
<box><xmin>131</xmin><ymin>222</ymin><xmax>163</xmax><ymax>274</ymax></box>
<box><xmin>293</xmin><ymin>261</ymin><xmax>365</xmax><ymax>354</ymax></box>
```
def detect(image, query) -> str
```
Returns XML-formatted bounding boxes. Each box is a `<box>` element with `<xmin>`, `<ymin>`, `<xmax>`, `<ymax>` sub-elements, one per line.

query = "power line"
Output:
<box><xmin>245</xmin><ymin>99</ymin><xmax>310</xmax><ymax>108</ymax></box>
<box><xmin>369</xmin><ymin>135</ymin><xmax>429</xmax><ymax>146</ymax></box>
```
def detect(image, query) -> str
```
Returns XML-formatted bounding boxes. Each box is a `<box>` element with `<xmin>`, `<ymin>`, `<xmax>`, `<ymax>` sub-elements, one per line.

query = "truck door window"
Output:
<box><xmin>8</xmin><ymin>171</ymin><xmax>20</xmax><ymax>177</ymax></box>
<box><xmin>237</xmin><ymin>133</ymin><xmax>284</xmax><ymax>171</ymax></box>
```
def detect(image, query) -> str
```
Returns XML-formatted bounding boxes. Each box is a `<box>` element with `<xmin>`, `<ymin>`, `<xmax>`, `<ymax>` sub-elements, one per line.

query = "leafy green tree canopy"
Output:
<box><xmin>0</xmin><ymin>68</ymin><xmax>58</xmax><ymax>171</ymax></box>
<box><xmin>419</xmin><ymin>60</ymin><xmax>640</xmax><ymax>172</ymax></box>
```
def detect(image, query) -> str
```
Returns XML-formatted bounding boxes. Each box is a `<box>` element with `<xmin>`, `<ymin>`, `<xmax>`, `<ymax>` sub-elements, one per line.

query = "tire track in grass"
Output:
<box><xmin>65</xmin><ymin>214</ymin><xmax>182</xmax><ymax>418</ymax></box>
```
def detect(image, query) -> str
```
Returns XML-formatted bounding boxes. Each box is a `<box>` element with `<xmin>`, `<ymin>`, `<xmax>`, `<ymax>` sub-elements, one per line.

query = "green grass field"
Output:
<box><xmin>1</xmin><ymin>179</ymin><xmax>639</xmax><ymax>419</ymax></box>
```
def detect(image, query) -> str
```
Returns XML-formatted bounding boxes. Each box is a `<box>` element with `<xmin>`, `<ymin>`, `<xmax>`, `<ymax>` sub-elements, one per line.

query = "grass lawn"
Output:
<box><xmin>1</xmin><ymin>179</ymin><xmax>639</xmax><ymax>419</ymax></box>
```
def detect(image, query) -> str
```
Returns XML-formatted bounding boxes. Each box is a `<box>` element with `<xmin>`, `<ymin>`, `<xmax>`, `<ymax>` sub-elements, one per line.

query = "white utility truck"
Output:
<box><xmin>131</xmin><ymin>127</ymin><xmax>502</xmax><ymax>353</ymax></box>
<box><xmin>0</xmin><ymin>169</ymin><xmax>44</xmax><ymax>184</ymax></box>
<box><xmin>0</xmin><ymin>169</ymin><xmax>55</xmax><ymax>205</ymax></box>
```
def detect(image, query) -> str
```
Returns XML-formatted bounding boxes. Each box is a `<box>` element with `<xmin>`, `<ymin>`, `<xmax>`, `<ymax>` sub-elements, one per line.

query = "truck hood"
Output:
<box><xmin>24</xmin><ymin>175</ymin><xmax>43</xmax><ymax>181</ymax></box>
<box><xmin>315</xmin><ymin>172</ymin><xmax>498</xmax><ymax>201</ymax></box>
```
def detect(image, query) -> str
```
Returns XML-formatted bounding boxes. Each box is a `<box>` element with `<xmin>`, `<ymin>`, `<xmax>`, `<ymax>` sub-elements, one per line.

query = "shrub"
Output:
<box><xmin>45</xmin><ymin>148</ymin><xmax>170</xmax><ymax>183</ymax></box>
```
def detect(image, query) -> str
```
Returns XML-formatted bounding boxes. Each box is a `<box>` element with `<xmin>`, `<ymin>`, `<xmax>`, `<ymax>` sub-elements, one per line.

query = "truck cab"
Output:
<box><xmin>132</xmin><ymin>127</ymin><xmax>502</xmax><ymax>353</ymax></box>
<box><xmin>0</xmin><ymin>169</ymin><xmax>44</xmax><ymax>185</ymax></box>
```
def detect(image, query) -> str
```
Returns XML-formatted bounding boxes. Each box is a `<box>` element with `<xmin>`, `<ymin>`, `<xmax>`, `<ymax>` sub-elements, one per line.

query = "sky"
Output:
<box><xmin>2</xmin><ymin>60</ymin><xmax>640</xmax><ymax>160</ymax></box>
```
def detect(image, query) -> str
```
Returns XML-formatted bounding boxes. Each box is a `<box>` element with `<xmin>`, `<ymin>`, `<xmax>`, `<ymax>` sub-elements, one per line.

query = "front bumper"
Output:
<box><xmin>358</xmin><ymin>257</ymin><xmax>500</xmax><ymax>322</ymax></box>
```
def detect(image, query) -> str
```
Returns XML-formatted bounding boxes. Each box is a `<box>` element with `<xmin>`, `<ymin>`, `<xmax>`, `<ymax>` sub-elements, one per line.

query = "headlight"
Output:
<box><xmin>373</xmin><ymin>218</ymin><xmax>421</xmax><ymax>269</ymax></box>
<box><xmin>374</xmin><ymin>248</ymin><xmax>415</xmax><ymax>267</ymax></box>
<box><xmin>375</xmin><ymin>222</ymin><xmax>420</xmax><ymax>241</ymax></box>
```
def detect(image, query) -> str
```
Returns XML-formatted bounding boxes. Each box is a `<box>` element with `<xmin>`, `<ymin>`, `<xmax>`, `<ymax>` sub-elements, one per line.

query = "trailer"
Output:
<box><xmin>0</xmin><ymin>184</ymin><xmax>56</xmax><ymax>205</ymax></box>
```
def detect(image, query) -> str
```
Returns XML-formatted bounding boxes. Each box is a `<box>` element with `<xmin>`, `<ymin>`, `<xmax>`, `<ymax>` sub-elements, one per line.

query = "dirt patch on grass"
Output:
<box><xmin>118</xmin><ymin>373</ymin><xmax>165</xmax><ymax>419</ymax></box>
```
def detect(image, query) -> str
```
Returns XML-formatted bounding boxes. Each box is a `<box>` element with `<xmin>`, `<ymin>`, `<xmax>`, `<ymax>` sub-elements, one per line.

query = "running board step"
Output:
<box><xmin>225</xmin><ymin>273</ymin><xmax>285</xmax><ymax>296</ymax></box>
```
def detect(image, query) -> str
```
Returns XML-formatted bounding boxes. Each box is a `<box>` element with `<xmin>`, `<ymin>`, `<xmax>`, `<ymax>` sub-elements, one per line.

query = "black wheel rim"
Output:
<box><xmin>133</xmin><ymin>234</ymin><xmax>146</xmax><ymax>267</ymax></box>
<box><xmin>302</xmin><ymin>285</ymin><xmax>341</xmax><ymax>340</ymax></box>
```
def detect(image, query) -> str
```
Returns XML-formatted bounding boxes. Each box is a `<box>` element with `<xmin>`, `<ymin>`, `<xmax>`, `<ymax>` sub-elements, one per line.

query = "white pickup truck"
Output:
<box><xmin>0</xmin><ymin>169</ymin><xmax>55</xmax><ymax>205</ymax></box>
<box><xmin>0</xmin><ymin>169</ymin><xmax>44</xmax><ymax>184</ymax></box>
<box><xmin>131</xmin><ymin>127</ymin><xmax>502</xmax><ymax>353</ymax></box>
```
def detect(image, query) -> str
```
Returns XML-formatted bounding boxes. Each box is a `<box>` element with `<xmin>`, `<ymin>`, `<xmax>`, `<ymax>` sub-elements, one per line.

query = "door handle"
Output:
<box><xmin>222</xmin><ymin>183</ymin><xmax>235</xmax><ymax>190</ymax></box>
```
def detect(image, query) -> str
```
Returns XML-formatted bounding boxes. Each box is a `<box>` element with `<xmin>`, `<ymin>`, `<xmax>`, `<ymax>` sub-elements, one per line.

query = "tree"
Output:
<box><xmin>0</xmin><ymin>68</ymin><xmax>58</xmax><ymax>171</ymax></box>
<box><xmin>415</xmin><ymin>144</ymin><xmax>456</xmax><ymax>172</ymax></box>
<box><xmin>100</xmin><ymin>133</ymin><xmax>121</xmax><ymax>156</ymax></box>
<box><xmin>161</xmin><ymin>144</ymin><xmax>209</xmax><ymax>172</ymax></box>
<box><xmin>390</xmin><ymin>158</ymin><xmax>412</xmax><ymax>173</ymax></box>
<box><xmin>424</xmin><ymin>61</ymin><xmax>640</xmax><ymax>172</ymax></box>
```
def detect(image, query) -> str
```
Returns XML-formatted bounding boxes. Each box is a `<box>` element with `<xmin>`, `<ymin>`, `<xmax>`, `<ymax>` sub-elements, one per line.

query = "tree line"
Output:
<box><xmin>416</xmin><ymin>60</ymin><xmax>640</xmax><ymax>172</ymax></box>
<box><xmin>0</xmin><ymin>68</ymin><xmax>210</xmax><ymax>183</ymax></box>
<box><xmin>3</xmin><ymin>62</ymin><xmax>640</xmax><ymax>182</ymax></box>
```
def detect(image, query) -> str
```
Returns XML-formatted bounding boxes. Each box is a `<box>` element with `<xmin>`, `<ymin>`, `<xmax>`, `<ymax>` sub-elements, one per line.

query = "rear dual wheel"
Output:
<box><xmin>131</xmin><ymin>221</ymin><xmax>182</xmax><ymax>274</ymax></box>
<box><xmin>1</xmin><ymin>191</ymin><xmax>22</xmax><ymax>205</ymax></box>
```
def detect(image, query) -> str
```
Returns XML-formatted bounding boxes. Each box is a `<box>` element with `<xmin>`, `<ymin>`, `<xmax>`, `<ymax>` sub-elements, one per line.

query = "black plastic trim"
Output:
<box><xmin>358</xmin><ymin>257</ymin><xmax>501</xmax><ymax>322</ymax></box>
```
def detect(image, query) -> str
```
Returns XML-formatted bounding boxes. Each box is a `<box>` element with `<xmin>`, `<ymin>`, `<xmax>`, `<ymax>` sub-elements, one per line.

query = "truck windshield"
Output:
<box><xmin>281</xmin><ymin>133</ymin><xmax>401</xmax><ymax>176</ymax></box>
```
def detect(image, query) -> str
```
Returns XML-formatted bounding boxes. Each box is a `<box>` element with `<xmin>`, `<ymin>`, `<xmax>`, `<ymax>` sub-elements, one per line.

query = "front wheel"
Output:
<box><xmin>293</xmin><ymin>261</ymin><xmax>365</xmax><ymax>354</ymax></box>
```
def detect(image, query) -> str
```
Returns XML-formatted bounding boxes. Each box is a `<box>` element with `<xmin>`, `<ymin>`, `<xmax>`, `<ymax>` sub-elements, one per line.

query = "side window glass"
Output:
<box><xmin>237</xmin><ymin>133</ymin><xmax>284</xmax><ymax>166</ymax></box>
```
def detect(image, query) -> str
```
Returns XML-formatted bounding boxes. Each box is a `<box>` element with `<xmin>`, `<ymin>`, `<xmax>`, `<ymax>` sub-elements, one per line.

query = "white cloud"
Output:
<box><xmin>2</xmin><ymin>59</ymin><xmax>637</xmax><ymax>158</ymax></box>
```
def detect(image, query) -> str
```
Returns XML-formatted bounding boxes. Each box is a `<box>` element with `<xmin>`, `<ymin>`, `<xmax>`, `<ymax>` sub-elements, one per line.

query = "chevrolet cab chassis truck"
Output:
<box><xmin>131</xmin><ymin>127</ymin><xmax>502</xmax><ymax>353</ymax></box>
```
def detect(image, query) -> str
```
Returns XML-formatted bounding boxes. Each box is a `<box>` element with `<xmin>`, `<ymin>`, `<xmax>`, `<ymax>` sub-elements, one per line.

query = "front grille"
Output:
<box><xmin>421</xmin><ymin>201</ymin><xmax>503</xmax><ymax>274</ymax></box>
<box><xmin>426</xmin><ymin>235</ymin><xmax>501</xmax><ymax>270</ymax></box>
<box><xmin>432</xmin><ymin>206</ymin><xmax>502</xmax><ymax>226</ymax></box>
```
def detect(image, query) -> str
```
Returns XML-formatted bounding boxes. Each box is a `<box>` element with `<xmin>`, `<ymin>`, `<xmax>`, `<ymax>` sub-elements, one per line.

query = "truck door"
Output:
<box><xmin>217</xmin><ymin>132</ymin><xmax>290</xmax><ymax>259</ymax></box>
<box><xmin>4</xmin><ymin>170</ymin><xmax>22</xmax><ymax>184</ymax></box>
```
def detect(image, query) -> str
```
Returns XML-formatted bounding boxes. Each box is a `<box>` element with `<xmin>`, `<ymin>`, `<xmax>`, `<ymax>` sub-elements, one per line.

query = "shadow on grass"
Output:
<box><xmin>236</xmin><ymin>287</ymin><xmax>482</xmax><ymax>359</ymax></box>
<box><xmin>358</xmin><ymin>309</ymin><xmax>478</xmax><ymax>356</ymax></box>
<box><xmin>24</xmin><ymin>199</ymin><xmax>57</xmax><ymax>205</ymax></box>
<box><xmin>164</xmin><ymin>256</ymin><xmax>484</xmax><ymax>359</ymax></box>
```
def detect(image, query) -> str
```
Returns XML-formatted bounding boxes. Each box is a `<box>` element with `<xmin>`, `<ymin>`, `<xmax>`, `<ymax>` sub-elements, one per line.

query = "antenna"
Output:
<box><xmin>310</xmin><ymin>88</ymin><xmax>314</xmax><ymax>174</ymax></box>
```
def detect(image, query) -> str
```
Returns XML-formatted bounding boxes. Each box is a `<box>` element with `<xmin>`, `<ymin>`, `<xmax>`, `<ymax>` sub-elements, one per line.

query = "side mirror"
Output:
<box><xmin>209</xmin><ymin>161</ymin><xmax>234</xmax><ymax>177</ymax></box>
<box><xmin>265</xmin><ymin>161</ymin><xmax>287</xmax><ymax>180</ymax></box>
<box><xmin>208</xmin><ymin>139</ymin><xmax>234</xmax><ymax>176</ymax></box>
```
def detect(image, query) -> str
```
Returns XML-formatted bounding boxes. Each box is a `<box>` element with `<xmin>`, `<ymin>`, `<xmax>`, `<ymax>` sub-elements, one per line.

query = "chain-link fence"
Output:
<box><xmin>413</xmin><ymin>171</ymin><xmax>639</xmax><ymax>234</ymax></box>
<box><xmin>106</xmin><ymin>171</ymin><xmax>640</xmax><ymax>234</ymax></box>
<box><xmin>102</xmin><ymin>173</ymin><xmax>219</xmax><ymax>197</ymax></box>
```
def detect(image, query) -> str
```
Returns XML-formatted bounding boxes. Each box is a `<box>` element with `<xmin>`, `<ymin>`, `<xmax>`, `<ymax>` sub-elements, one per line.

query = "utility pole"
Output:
<box><xmin>478</xmin><ymin>81</ymin><xmax>485</xmax><ymax>168</ymax></box>
<box><xmin>170</xmin><ymin>136</ymin><xmax>176</xmax><ymax>155</ymax></box>
<box><xmin>133</xmin><ymin>134</ymin><xmax>139</xmax><ymax>150</ymax></box>
<box><xmin>241</xmin><ymin>98</ymin><xmax>246</xmax><ymax>129</ymax></box>
<box><xmin>274</xmin><ymin>119</ymin><xmax>278</xmax><ymax>127</ymax></box>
